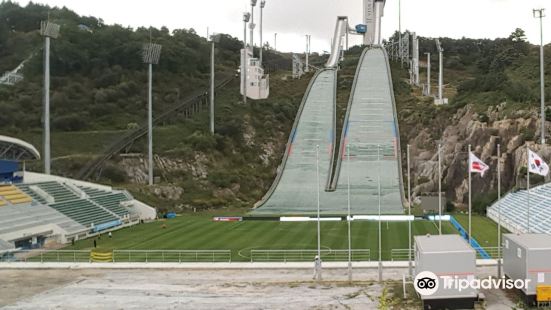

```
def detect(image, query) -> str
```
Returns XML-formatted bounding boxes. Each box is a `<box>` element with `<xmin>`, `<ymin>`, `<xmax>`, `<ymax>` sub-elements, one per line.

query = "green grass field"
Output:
<box><xmin>67</xmin><ymin>214</ymin><xmax>500</xmax><ymax>261</ymax></box>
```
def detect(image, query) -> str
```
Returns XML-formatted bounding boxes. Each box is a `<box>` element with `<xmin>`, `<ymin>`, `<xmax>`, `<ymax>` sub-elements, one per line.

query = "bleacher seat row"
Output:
<box><xmin>487</xmin><ymin>183</ymin><xmax>551</xmax><ymax>234</ymax></box>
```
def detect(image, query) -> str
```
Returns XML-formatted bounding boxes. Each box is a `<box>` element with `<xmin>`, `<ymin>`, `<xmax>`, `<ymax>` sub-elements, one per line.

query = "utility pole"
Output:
<box><xmin>40</xmin><ymin>21</ymin><xmax>60</xmax><ymax>175</ymax></box>
<box><xmin>398</xmin><ymin>0</ymin><xmax>402</xmax><ymax>66</ymax></box>
<box><xmin>142</xmin><ymin>37</ymin><xmax>162</xmax><ymax>186</ymax></box>
<box><xmin>305</xmin><ymin>35</ymin><xmax>310</xmax><ymax>73</ymax></box>
<box><xmin>534</xmin><ymin>8</ymin><xmax>546</xmax><ymax>144</ymax></box>
<box><xmin>210</xmin><ymin>34</ymin><xmax>219</xmax><ymax>135</ymax></box>
<box><xmin>242</xmin><ymin>12</ymin><xmax>251</xmax><ymax>105</ymax></box>
<box><xmin>260</xmin><ymin>0</ymin><xmax>266</xmax><ymax>65</ymax></box>
<box><xmin>425</xmin><ymin>52</ymin><xmax>431</xmax><ymax>96</ymax></box>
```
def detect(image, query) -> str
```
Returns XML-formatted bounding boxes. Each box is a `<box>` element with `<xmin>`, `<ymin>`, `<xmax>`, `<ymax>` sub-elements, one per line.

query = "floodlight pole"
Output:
<box><xmin>347</xmin><ymin>143</ymin><xmax>352</xmax><ymax>283</ymax></box>
<box><xmin>407</xmin><ymin>144</ymin><xmax>412</xmax><ymax>278</ymax></box>
<box><xmin>425</xmin><ymin>53</ymin><xmax>431</xmax><ymax>96</ymax></box>
<box><xmin>147</xmin><ymin>63</ymin><xmax>153</xmax><ymax>185</ymax></box>
<box><xmin>438</xmin><ymin>143</ymin><xmax>442</xmax><ymax>234</ymax></box>
<box><xmin>437</xmin><ymin>41</ymin><xmax>444</xmax><ymax>101</ymax></box>
<box><xmin>43</xmin><ymin>35</ymin><xmax>51</xmax><ymax>175</ymax></box>
<box><xmin>274</xmin><ymin>33</ymin><xmax>277</xmax><ymax>51</ymax></box>
<box><xmin>534</xmin><ymin>9</ymin><xmax>546</xmax><ymax>145</ymax></box>
<box><xmin>316</xmin><ymin>144</ymin><xmax>322</xmax><ymax>281</ymax></box>
<box><xmin>250</xmin><ymin>0</ymin><xmax>257</xmax><ymax>49</ymax></box>
<box><xmin>243</xmin><ymin>13</ymin><xmax>250</xmax><ymax>105</ymax></box>
<box><xmin>378</xmin><ymin>144</ymin><xmax>382</xmax><ymax>282</ymax></box>
<box><xmin>305</xmin><ymin>35</ymin><xmax>310</xmax><ymax>73</ymax></box>
<box><xmin>497</xmin><ymin>144</ymin><xmax>502</xmax><ymax>278</ymax></box>
<box><xmin>260</xmin><ymin>0</ymin><xmax>266</xmax><ymax>65</ymax></box>
<box><xmin>40</xmin><ymin>21</ymin><xmax>59</xmax><ymax>175</ymax></box>
<box><xmin>468</xmin><ymin>144</ymin><xmax>472</xmax><ymax>245</ymax></box>
<box><xmin>398</xmin><ymin>0</ymin><xmax>402</xmax><ymax>66</ymax></box>
<box><xmin>210</xmin><ymin>40</ymin><xmax>215</xmax><ymax>135</ymax></box>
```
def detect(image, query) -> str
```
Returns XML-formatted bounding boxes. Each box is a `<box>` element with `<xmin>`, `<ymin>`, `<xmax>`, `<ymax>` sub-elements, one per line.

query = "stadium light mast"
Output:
<box><xmin>259</xmin><ymin>0</ymin><xmax>266</xmax><ymax>65</ymax></box>
<box><xmin>425</xmin><ymin>52</ymin><xmax>431</xmax><ymax>96</ymax></box>
<box><xmin>142</xmin><ymin>37</ymin><xmax>162</xmax><ymax>186</ymax></box>
<box><xmin>210</xmin><ymin>34</ymin><xmax>220</xmax><ymax>135</ymax></box>
<box><xmin>274</xmin><ymin>32</ymin><xmax>277</xmax><ymax>51</ymax></box>
<box><xmin>534</xmin><ymin>8</ymin><xmax>546</xmax><ymax>144</ymax></box>
<box><xmin>250</xmin><ymin>0</ymin><xmax>257</xmax><ymax>49</ymax></box>
<box><xmin>242</xmin><ymin>12</ymin><xmax>251</xmax><ymax>105</ymax></box>
<box><xmin>436</xmin><ymin>39</ymin><xmax>444</xmax><ymax>101</ymax></box>
<box><xmin>40</xmin><ymin>21</ymin><xmax>60</xmax><ymax>175</ymax></box>
<box><xmin>305</xmin><ymin>35</ymin><xmax>311</xmax><ymax>73</ymax></box>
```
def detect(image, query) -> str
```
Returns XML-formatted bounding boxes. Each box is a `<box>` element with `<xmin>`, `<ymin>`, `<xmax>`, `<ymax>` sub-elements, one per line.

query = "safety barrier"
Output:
<box><xmin>1</xmin><ymin>250</ymin><xmax>91</xmax><ymax>262</ymax></box>
<box><xmin>250</xmin><ymin>249</ymin><xmax>370</xmax><ymax>262</ymax></box>
<box><xmin>449</xmin><ymin>216</ymin><xmax>491</xmax><ymax>259</ymax></box>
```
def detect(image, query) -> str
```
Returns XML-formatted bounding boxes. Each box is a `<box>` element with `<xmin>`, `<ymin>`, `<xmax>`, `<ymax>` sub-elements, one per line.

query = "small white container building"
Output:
<box><xmin>503</xmin><ymin>233</ymin><xmax>551</xmax><ymax>305</ymax></box>
<box><xmin>415</xmin><ymin>234</ymin><xmax>478</xmax><ymax>309</ymax></box>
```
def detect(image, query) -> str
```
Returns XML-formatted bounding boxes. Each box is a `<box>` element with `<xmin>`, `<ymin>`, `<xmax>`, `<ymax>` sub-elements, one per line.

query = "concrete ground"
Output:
<box><xmin>0</xmin><ymin>266</ymin><xmax>521</xmax><ymax>310</ymax></box>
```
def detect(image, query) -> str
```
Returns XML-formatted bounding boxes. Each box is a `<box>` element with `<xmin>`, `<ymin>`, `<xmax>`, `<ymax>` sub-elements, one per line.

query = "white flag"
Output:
<box><xmin>469</xmin><ymin>152</ymin><xmax>489</xmax><ymax>177</ymax></box>
<box><xmin>528</xmin><ymin>149</ymin><xmax>549</xmax><ymax>176</ymax></box>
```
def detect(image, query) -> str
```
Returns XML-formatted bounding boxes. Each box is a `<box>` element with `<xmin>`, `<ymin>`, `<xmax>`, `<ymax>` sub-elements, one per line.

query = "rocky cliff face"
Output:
<box><xmin>407</xmin><ymin>103</ymin><xmax>551</xmax><ymax>206</ymax></box>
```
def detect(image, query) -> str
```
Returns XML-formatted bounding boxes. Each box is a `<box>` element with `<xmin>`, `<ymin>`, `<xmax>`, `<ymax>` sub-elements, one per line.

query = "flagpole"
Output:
<box><xmin>378</xmin><ymin>144</ymin><xmax>382</xmax><ymax>282</ymax></box>
<box><xmin>468</xmin><ymin>144</ymin><xmax>472</xmax><ymax>245</ymax></box>
<box><xmin>526</xmin><ymin>144</ymin><xmax>530</xmax><ymax>234</ymax></box>
<box><xmin>347</xmin><ymin>143</ymin><xmax>352</xmax><ymax>282</ymax></box>
<box><xmin>497</xmin><ymin>144</ymin><xmax>502</xmax><ymax>278</ymax></box>
<box><xmin>438</xmin><ymin>143</ymin><xmax>442</xmax><ymax>234</ymax></box>
<box><xmin>407</xmin><ymin>144</ymin><xmax>412</xmax><ymax>278</ymax></box>
<box><xmin>316</xmin><ymin>144</ymin><xmax>322</xmax><ymax>281</ymax></box>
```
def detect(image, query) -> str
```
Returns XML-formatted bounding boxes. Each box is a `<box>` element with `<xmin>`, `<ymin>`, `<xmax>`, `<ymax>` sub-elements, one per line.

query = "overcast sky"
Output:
<box><xmin>12</xmin><ymin>0</ymin><xmax>551</xmax><ymax>53</ymax></box>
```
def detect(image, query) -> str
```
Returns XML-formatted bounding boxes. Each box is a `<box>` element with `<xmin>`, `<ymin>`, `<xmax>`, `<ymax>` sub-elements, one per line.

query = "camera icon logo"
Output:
<box><xmin>414</xmin><ymin>271</ymin><xmax>439</xmax><ymax>296</ymax></box>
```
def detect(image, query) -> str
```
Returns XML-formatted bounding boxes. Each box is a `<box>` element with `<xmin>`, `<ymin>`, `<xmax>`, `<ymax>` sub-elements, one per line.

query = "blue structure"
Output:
<box><xmin>0</xmin><ymin>160</ymin><xmax>21</xmax><ymax>183</ymax></box>
<box><xmin>355</xmin><ymin>24</ymin><xmax>367</xmax><ymax>34</ymax></box>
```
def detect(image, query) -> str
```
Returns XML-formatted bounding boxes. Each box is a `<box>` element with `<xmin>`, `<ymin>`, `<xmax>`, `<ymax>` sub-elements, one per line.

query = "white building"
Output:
<box><xmin>241</xmin><ymin>47</ymin><xmax>269</xmax><ymax>100</ymax></box>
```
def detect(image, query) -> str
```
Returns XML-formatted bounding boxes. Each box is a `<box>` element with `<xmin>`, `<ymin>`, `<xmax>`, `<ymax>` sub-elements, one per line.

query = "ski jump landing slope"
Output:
<box><xmin>253</xmin><ymin>47</ymin><xmax>404</xmax><ymax>215</ymax></box>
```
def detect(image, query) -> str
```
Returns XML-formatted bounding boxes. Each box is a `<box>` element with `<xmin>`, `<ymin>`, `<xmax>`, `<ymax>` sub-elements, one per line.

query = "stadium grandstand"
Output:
<box><xmin>0</xmin><ymin>135</ymin><xmax>156</xmax><ymax>254</ymax></box>
<box><xmin>487</xmin><ymin>183</ymin><xmax>551</xmax><ymax>234</ymax></box>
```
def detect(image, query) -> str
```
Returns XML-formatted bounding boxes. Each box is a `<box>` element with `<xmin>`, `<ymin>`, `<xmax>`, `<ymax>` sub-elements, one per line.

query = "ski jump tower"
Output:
<box><xmin>363</xmin><ymin>0</ymin><xmax>386</xmax><ymax>46</ymax></box>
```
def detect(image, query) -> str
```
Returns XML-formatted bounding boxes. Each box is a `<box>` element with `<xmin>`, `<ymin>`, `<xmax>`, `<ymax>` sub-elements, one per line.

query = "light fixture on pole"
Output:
<box><xmin>316</xmin><ymin>144</ymin><xmax>322</xmax><ymax>282</ymax></box>
<box><xmin>305</xmin><ymin>34</ymin><xmax>310</xmax><ymax>73</ymax></box>
<box><xmin>40</xmin><ymin>20</ymin><xmax>60</xmax><ymax>175</ymax></box>
<box><xmin>142</xmin><ymin>39</ymin><xmax>162</xmax><ymax>186</ymax></box>
<box><xmin>425</xmin><ymin>52</ymin><xmax>431</xmax><ymax>96</ymax></box>
<box><xmin>242</xmin><ymin>12</ymin><xmax>251</xmax><ymax>105</ymax></box>
<box><xmin>378</xmin><ymin>144</ymin><xmax>382</xmax><ymax>282</ymax></box>
<box><xmin>259</xmin><ymin>0</ymin><xmax>266</xmax><ymax>65</ymax></box>
<box><xmin>407</xmin><ymin>144</ymin><xmax>412</xmax><ymax>278</ymax></box>
<box><xmin>534</xmin><ymin>8</ymin><xmax>546</xmax><ymax>145</ymax></box>
<box><xmin>250</xmin><ymin>0</ymin><xmax>257</xmax><ymax>50</ymax></box>
<box><xmin>210</xmin><ymin>34</ymin><xmax>221</xmax><ymax>135</ymax></box>
<box><xmin>347</xmin><ymin>143</ymin><xmax>352</xmax><ymax>283</ymax></box>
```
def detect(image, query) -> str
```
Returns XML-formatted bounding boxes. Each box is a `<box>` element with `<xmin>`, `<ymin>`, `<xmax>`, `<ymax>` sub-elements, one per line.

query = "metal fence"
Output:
<box><xmin>1</xmin><ymin>250</ymin><xmax>91</xmax><ymax>263</ymax></box>
<box><xmin>113</xmin><ymin>250</ymin><xmax>231</xmax><ymax>263</ymax></box>
<box><xmin>390</xmin><ymin>249</ymin><xmax>412</xmax><ymax>261</ymax></box>
<box><xmin>0</xmin><ymin>249</ymin><xmax>231</xmax><ymax>263</ymax></box>
<box><xmin>250</xmin><ymin>249</ymin><xmax>371</xmax><ymax>262</ymax></box>
<box><xmin>390</xmin><ymin>247</ymin><xmax>502</xmax><ymax>261</ymax></box>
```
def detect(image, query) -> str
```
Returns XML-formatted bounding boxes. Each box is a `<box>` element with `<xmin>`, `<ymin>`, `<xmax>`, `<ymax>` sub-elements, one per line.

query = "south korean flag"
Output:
<box><xmin>528</xmin><ymin>149</ymin><xmax>549</xmax><ymax>176</ymax></box>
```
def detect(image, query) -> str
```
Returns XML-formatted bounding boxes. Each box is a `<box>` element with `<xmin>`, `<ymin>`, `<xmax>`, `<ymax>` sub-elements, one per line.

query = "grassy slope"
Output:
<box><xmin>65</xmin><ymin>214</ymin><xmax>501</xmax><ymax>261</ymax></box>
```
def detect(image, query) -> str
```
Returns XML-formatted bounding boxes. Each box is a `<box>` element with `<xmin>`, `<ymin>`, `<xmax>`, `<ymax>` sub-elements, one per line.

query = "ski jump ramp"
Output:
<box><xmin>253</xmin><ymin>47</ymin><xmax>404</xmax><ymax>215</ymax></box>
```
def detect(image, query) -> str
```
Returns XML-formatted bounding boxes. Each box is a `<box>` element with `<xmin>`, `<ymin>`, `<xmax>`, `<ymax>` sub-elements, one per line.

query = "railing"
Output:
<box><xmin>112</xmin><ymin>250</ymin><xmax>231</xmax><ymax>263</ymax></box>
<box><xmin>390</xmin><ymin>247</ymin><xmax>502</xmax><ymax>261</ymax></box>
<box><xmin>250</xmin><ymin>249</ymin><xmax>370</xmax><ymax>262</ymax></box>
<box><xmin>476</xmin><ymin>247</ymin><xmax>501</xmax><ymax>259</ymax></box>
<box><xmin>1</xmin><ymin>250</ymin><xmax>91</xmax><ymax>263</ymax></box>
<box><xmin>391</xmin><ymin>249</ymin><xmax>412</xmax><ymax>261</ymax></box>
<box><xmin>0</xmin><ymin>249</ymin><xmax>231</xmax><ymax>263</ymax></box>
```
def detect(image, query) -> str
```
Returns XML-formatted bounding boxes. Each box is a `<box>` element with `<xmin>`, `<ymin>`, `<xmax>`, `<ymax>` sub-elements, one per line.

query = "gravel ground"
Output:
<box><xmin>0</xmin><ymin>266</ymin><xmax>521</xmax><ymax>309</ymax></box>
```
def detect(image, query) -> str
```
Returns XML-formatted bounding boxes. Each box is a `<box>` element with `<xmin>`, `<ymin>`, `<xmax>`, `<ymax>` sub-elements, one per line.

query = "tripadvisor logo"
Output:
<box><xmin>414</xmin><ymin>271</ymin><xmax>439</xmax><ymax>296</ymax></box>
<box><xmin>414</xmin><ymin>270</ymin><xmax>531</xmax><ymax>295</ymax></box>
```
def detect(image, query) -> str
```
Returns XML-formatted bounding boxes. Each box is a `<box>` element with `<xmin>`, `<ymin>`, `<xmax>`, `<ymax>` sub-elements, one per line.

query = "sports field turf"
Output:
<box><xmin>67</xmin><ymin>214</ymin><xmax>499</xmax><ymax>261</ymax></box>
